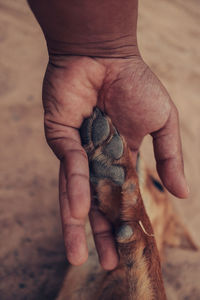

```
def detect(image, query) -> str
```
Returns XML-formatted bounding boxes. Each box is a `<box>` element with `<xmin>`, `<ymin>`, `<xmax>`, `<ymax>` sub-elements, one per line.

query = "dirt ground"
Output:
<box><xmin>0</xmin><ymin>0</ymin><xmax>200</xmax><ymax>299</ymax></box>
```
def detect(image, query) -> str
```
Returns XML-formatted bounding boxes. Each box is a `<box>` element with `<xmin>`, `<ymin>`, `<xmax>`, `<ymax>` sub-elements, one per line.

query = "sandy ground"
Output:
<box><xmin>0</xmin><ymin>0</ymin><xmax>200</xmax><ymax>299</ymax></box>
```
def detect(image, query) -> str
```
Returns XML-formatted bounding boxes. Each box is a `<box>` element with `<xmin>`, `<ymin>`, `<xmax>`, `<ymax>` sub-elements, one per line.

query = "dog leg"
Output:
<box><xmin>79</xmin><ymin>107</ymin><xmax>167</xmax><ymax>300</ymax></box>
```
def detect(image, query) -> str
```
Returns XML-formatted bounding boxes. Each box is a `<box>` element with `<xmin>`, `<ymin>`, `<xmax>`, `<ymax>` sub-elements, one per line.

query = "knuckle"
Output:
<box><xmin>94</xmin><ymin>230</ymin><xmax>113</xmax><ymax>239</ymax></box>
<box><xmin>65</xmin><ymin>147</ymin><xmax>88</xmax><ymax>160</ymax></box>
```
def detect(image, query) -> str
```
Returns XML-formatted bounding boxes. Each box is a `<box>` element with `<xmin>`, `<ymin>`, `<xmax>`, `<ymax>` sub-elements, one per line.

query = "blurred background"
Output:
<box><xmin>0</xmin><ymin>0</ymin><xmax>200</xmax><ymax>299</ymax></box>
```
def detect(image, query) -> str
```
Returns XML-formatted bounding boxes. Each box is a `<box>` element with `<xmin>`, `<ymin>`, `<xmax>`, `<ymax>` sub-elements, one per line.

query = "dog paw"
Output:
<box><xmin>80</xmin><ymin>107</ymin><xmax>141</xmax><ymax>227</ymax></box>
<box><xmin>80</xmin><ymin>107</ymin><xmax>125</xmax><ymax>186</ymax></box>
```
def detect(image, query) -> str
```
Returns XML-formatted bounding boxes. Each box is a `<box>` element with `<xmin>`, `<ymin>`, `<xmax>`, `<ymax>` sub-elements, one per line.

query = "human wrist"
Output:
<box><xmin>28</xmin><ymin>0</ymin><xmax>139</xmax><ymax>58</ymax></box>
<box><xmin>47</xmin><ymin>35</ymin><xmax>139</xmax><ymax>59</ymax></box>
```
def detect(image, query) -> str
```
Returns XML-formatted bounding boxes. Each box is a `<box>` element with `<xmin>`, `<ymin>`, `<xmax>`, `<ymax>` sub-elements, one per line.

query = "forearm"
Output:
<box><xmin>28</xmin><ymin>0</ymin><xmax>139</xmax><ymax>58</ymax></box>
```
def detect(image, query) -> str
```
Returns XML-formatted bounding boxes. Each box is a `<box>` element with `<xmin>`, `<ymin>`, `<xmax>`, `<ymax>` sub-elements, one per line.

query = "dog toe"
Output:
<box><xmin>91</xmin><ymin>109</ymin><xmax>110</xmax><ymax>147</ymax></box>
<box><xmin>103</xmin><ymin>132</ymin><xmax>124</xmax><ymax>160</ymax></box>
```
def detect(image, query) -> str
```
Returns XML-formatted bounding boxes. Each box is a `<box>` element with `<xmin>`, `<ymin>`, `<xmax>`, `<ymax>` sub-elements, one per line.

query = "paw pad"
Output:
<box><xmin>116</xmin><ymin>224</ymin><xmax>134</xmax><ymax>242</ymax></box>
<box><xmin>79</xmin><ymin>117</ymin><xmax>93</xmax><ymax>146</ymax></box>
<box><xmin>80</xmin><ymin>108</ymin><xmax>110</xmax><ymax>147</ymax></box>
<box><xmin>103</xmin><ymin>132</ymin><xmax>123</xmax><ymax>160</ymax></box>
<box><xmin>92</xmin><ymin>113</ymin><xmax>110</xmax><ymax>147</ymax></box>
<box><xmin>90</xmin><ymin>160</ymin><xmax>125</xmax><ymax>186</ymax></box>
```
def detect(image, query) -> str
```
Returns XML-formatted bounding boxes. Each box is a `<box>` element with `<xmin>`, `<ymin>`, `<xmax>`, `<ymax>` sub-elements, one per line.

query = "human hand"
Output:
<box><xmin>43</xmin><ymin>55</ymin><xmax>188</xmax><ymax>270</ymax></box>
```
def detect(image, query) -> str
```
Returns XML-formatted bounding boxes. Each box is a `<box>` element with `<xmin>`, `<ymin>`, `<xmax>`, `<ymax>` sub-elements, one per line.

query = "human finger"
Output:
<box><xmin>47</xmin><ymin>125</ymin><xmax>91</xmax><ymax>219</ymax></box>
<box><xmin>152</xmin><ymin>105</ymin><xmax>189</xmax><ymax>198</ymax></box>
<box><xmin>89</xmin><ymin>207</ymin><xmax>119</xmax><ymax>270</ymax></box>
<box><xmin>59</xmin><ymin>162</ymin><xmax>88</xmax><ymax>265</ymax></box>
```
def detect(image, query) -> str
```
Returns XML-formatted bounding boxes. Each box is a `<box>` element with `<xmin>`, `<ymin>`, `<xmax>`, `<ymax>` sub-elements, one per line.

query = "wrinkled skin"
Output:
<box><xmin>43</xmin><ymin>55</ymin><xmax>188</xmax><ymax>270</ymax></box>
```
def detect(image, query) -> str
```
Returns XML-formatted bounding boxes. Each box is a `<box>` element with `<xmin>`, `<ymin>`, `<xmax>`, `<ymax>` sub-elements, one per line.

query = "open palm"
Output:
<box><xmin>43</xmin><ymin>55</ymin><xmax>188</xmax><ymax>269</ymax></box>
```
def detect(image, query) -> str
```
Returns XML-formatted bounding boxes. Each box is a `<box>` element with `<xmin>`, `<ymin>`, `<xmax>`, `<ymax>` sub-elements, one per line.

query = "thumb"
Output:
<box><xmin>151</xmin><ymin>105</ymin><xmax>189</xmax><ymax>199</ymax></box>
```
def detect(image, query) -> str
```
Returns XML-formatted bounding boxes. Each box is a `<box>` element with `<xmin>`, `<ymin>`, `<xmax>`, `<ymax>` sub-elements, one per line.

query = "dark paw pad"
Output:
<box><xmin>91</xmin><ymin>112</ymin><xmax>110</xmax><ymax>147</ymax></box>
<box><xmin>80</xmin><ymin>117</ymin><xmax>93</xmax><ymax>146</ymax></box>
<box><xmin>116</xmin><ymin>224</ymin><xmax>134</xmax><ymax>242</ymax></box>
<box><xmin>90</xmin><ymin>160</ymin><xmax>125</xmax><ymax>186</ymax></box>
<box><xmin>80</xmin><ymin>107</ymin><xmax>110</xmax><ymax>147</ymax></box>
<box><xmin>103</xmin><ymin>133</ymin><xmax>123</xmax><ymax>160</ymax></box>
<box><xmin>80</xmin><ymin>107</ymin><xmax>126</xmax><ymax>186</ymax></box>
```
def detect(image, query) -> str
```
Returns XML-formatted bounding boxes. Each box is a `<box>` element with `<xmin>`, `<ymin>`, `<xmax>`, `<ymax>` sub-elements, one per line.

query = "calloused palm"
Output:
<box><xmin>43</xmin><ymin>55</ymin><xmax>188</xmax><ymax>270</ymax></box>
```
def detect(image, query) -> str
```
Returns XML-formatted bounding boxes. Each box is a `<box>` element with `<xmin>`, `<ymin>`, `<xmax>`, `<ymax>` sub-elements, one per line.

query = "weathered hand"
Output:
<box><xmin>43</xmin><ymin>55</ymin><xmax>188</xmax><ymax>270</ymax></box>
